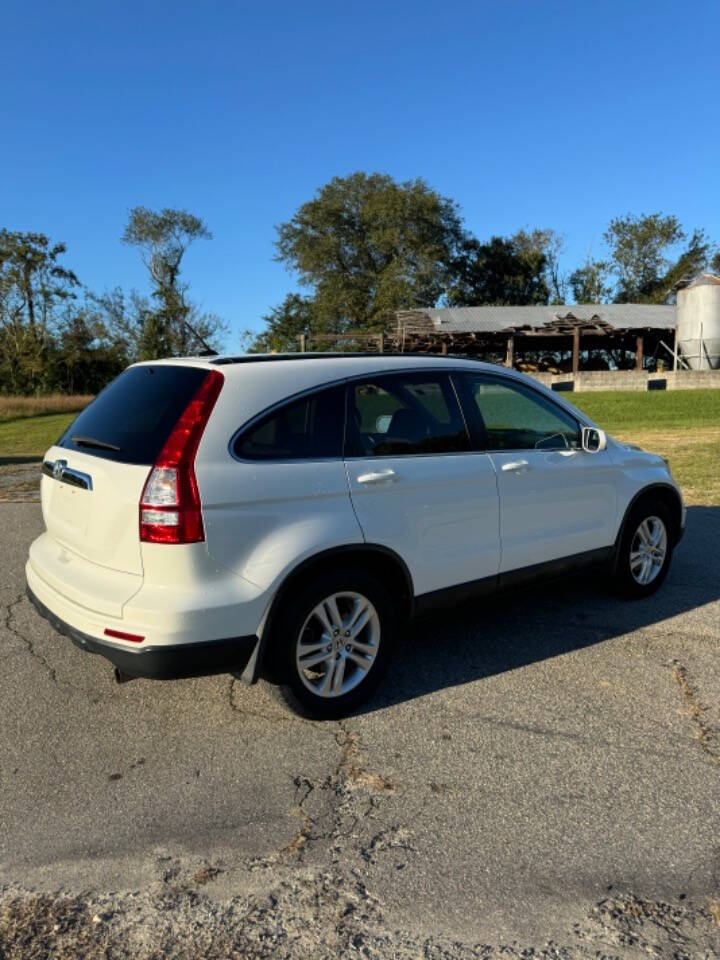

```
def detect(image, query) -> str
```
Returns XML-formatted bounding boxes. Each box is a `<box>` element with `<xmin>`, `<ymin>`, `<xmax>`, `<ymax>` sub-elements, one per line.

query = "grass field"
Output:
<box><xmin>0</xmin><ymin>395</ymin><xmax>92</xmax><ymax>461</ymax></box>
<box><xmin>0</xmin><ymin>413</ymin><xmax>79</xmax><ymax>459</ymax></box>
<box><xmin>0</xmin><ymin>394</ymin><xmax>92</xmax><ymax>423</ymax></box>
<box><xmin>568</xmin><ymin>390</ymin><xmax>720</xmax><ymax>506</ymax></box>
<box><xmin>0</xmin><ymin>390</ymin><xmax>717</xmax><ymax>504</ymax></box>
<box><xmin>568</xmin><ymin>389</ymin><xmax>720</xmax><ymax>432</ymax></box>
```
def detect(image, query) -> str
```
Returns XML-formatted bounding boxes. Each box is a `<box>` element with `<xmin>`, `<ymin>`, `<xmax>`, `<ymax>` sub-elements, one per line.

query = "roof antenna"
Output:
<box><xmin>182</xmin><ymin>316</ymin><xmax>217</xmax><ymax>356</ymax></box>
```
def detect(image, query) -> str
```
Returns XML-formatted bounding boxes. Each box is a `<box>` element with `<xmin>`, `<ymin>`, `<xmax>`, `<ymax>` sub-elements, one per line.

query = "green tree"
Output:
<box><xmin>448</xmin><ymin>235</ymin><xmax>550</xmax><ymax>306</ymax></box>
<box><xmin>660</xmin><ymin>229</ymin><xmax>713</xmax><ymax>293</ymax></box>
<box><xmin>54</xmin><ymin>305</ymin><xmax>128</xmax><ymax>394</ymax></box>
<box><xmin>513</xmin><ymin>228</ymin><xmax>566</xmax><ymax>303</ymax></box>
<box><xmin>88</xmin><ymin>287</ymin><xmax>139</xmax><ymax>360</ymax></box>
<box><xmin>122</xmin><ymin>207</ymin><xmax>225</xmax><ymax>357</ymax></box>
<box><xmin>603</xmin><ymin>213</ymin><xmax>712</xmax><ymax>303</ymax></box>
<box><xmin>273</xmin><ymin>172</ymin><xmax>465</xmax><ymax>334</ymax></box>
<box><xmin>248</xmin><ymin>294</ymin><xmax>316</xmax><ymax>353</ymax></box>
<box><xmin>568</xmin><ymin>259</ymin><xmax>614</xmax><ymax>304</ymax></box>
<box><xmin>0</xmin><ymin>230</ymin><xmax>80</xmax><ymax>392</ymax></box>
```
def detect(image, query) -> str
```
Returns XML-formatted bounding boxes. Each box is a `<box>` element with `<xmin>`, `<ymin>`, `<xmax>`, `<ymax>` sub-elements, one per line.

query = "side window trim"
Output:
<box><xmin>455</xmin><ymin>371</ymin><xmax>583</xmax><ymax>454</ymax></box>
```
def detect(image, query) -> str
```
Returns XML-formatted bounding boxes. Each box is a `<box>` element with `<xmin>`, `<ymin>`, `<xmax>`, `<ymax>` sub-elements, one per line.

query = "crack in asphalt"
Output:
<box><xmin>226</xmin><ymin>676</ymin><xmax>311</xmax><ymax>725</ymax></box>
<box><xmin>246</xmin><ymin>717</ymin><xmax>401</xmax><ymax>878</ymax></box>
<box><xmin>225</xmin><ymin>684</ymin><xmax>401</xmax><ymax>873</ymax></box>
<box><xmin>227</xmin><ymin>675</ymin><xmax>285</xmax><ymax>723</ymax></box>
<box><xmin>1</xmin><ymin>592</ymin><xmax>58</xmax><ymax>684</ymax></box>
<box><xmin>299</xmin><ymin>721</ymin><xmax>398</xmax><ymax>866</ymax></box>
<box><xmin>670</xmin><ymin>661</ymin><xmax>720</xmax><ymax>766</ymax></box>
<box><xmin>222</xmin><ymin>695</ymin><xmax>399</xmax><ymax>876</ymax></box>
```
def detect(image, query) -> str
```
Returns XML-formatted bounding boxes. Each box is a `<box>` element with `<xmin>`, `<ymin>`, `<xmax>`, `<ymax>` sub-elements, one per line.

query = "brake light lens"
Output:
<box><xmin>140</xmin><ymin>369</ymin><xmax>224</xmax><ymax>544</ymax></box>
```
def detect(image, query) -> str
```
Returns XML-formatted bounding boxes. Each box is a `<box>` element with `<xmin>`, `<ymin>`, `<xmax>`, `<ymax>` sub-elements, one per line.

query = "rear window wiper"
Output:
<box><xmin>72</xmin><ymin>434</ymin><xmax>122</xmax><ymax>452</ymax></box>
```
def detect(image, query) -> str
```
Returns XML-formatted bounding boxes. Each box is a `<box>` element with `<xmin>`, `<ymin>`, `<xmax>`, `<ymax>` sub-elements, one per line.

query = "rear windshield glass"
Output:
<box><xmin>57</xmin><ymin>365</ymin><xmax>210</xmax><ymax>465</ymax></box>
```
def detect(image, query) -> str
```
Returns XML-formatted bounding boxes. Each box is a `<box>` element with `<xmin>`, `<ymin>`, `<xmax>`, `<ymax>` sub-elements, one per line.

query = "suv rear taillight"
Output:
<box><xmin>140</xmin><ymin>369</ymin><xmax>224</xmax><ymax>544</ymax></box>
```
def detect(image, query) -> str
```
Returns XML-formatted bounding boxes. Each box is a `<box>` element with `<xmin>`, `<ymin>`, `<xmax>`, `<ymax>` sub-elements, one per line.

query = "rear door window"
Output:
<box><xmin>57</xmin><ymin>365</ymin><xmax>211</xmax><ymax>464</ymax></box>
<box><xmin>346</xmin><ymin>373</ymin><xmax>470</xmax><ymax>457</ymax></box>
<box><xmin>233</xmin><ymin>385</ymin><xmax>345</xmax><ymax>460</ymax></box>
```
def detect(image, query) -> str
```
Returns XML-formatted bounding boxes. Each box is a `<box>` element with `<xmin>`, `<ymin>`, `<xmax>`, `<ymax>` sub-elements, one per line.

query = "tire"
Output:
<box><xmin>266</xmin><ymin>567</ymin><xmax>397</xmax><ymax>720</ymax></box>
<box><xmin>612</xmin><ymin>499</ymin><xmax>674</xmax><ymax>599</ymax></box>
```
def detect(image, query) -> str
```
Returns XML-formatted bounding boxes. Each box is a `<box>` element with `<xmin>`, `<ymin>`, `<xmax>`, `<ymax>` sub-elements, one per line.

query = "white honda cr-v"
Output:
<box><xmin>26</xmin><ymin>354</ymin><xmax>684</xmax><ymax>718</ymax></box>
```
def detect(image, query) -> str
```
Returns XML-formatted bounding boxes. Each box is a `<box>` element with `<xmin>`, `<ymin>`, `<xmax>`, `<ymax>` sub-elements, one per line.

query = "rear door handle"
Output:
<box><xmin>501</xmin><ymin>459</ymin><xmax>530</xmax><ymax>474</ymax></box>
<box><xmin>357</xmin><ymin>468</ymin><xmax>397</xmax><ymax>485</ymax></box>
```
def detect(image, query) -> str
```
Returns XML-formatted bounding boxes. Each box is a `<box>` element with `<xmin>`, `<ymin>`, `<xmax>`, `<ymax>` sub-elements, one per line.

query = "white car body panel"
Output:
<box><xmin>27</xmin><ymin>531</ymin><xmax>143</xmax><ymax>620</ymax></box>
<box><xmin>198</xmin><ymin>457</ymin><xmax>363</xmax><ymax>592</ymax></box>
<box><xmin>490</xmin><ymin>447</ymin><xmax>617</xmax><ymax>571</ymax></box>
<box><xmin>345</xmin><ymin>453</ymin><xmax>500</xmax><ymax>594</ymax></box>
<box><xmin>605</xmin><ymin>438</ymin><xmax>686</xmax><ymax>531</ymax></box>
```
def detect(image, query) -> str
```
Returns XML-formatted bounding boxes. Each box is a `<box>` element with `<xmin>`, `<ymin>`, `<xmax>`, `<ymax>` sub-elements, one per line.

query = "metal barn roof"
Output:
<box><xmin>417</xmin><ymin>304</ymin><xmax>676</xmax><ymax>334</ymax></box>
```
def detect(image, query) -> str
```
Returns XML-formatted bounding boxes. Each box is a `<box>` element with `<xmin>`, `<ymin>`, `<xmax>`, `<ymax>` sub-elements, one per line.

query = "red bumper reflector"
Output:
<box><xmin>104</xmin><ymin>628</ymin><xmax>145</xmax><ymax>644</ymax></box>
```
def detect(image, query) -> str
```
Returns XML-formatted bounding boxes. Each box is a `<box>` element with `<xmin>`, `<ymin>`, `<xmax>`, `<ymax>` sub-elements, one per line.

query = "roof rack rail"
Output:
<box><xmin>210</xmin><ymin>351</ymin><xmax>484</xmax><ymax>366</ymax></box>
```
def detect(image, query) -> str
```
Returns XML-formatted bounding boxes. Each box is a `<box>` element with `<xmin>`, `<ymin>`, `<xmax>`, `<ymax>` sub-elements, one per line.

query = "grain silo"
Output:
<box><xmin>676</xmin><ymin>273</ymin><xmax>720</xmax><ymax>370</ymax></box>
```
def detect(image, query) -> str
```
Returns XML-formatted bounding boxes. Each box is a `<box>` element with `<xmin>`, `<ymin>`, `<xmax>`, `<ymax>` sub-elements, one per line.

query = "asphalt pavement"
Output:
<box><xmin>1</xmin><ymin>502</ymin><xmax>719</xmax><ymax>958</ymax></box>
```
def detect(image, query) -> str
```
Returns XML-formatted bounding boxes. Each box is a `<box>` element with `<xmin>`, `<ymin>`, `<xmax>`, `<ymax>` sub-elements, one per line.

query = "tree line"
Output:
<box><xmin>3</xmin><ymin>172</ymin><xmax>718</xmax><ymax>393</ymax></box>
<box><xmin>252</xmin><ymin>172</ymin><xmax>719</xmax><ymax>351</ymax></box>
<box><xmin>0</xmin><ymin>208</ymin><xmax>226</xmax><ymax>395</ymax></box>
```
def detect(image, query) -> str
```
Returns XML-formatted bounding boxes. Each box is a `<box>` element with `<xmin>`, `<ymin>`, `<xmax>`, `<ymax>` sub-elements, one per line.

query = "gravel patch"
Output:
<box><xmin>2</xmin><ymin>876</ymin><xmax>718</xmax><ymax>959</ymax></box>
<box><xmin>0</xmin><ymin>463</ymin><xmax>41</xmax><ymax>502</ymax></box>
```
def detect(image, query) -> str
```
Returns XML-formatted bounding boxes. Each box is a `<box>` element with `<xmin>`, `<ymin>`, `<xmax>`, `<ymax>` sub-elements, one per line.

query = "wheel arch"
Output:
<box><xmin>251</xmin><ymin>544</ymin><xmax>414</xmax><ymax>683</ymax></box>
<box><xmin>613</xmin><ymin>483</ymin><xmax>684</xmax><ymax>569</ymax></box>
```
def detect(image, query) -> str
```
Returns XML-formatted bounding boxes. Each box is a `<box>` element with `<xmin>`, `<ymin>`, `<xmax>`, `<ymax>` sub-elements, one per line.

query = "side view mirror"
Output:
<box><xmin>581</xmin><ymin>426</ymin><xmax>607</xmax><ymax>453</ymax></box>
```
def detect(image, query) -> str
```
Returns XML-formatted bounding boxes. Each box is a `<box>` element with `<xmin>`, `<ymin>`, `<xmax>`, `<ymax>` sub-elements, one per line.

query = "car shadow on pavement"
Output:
<box><xmin>363</xmin><ymin>505</ymin><xmax>720</xmax><ymax>715</ymax></box>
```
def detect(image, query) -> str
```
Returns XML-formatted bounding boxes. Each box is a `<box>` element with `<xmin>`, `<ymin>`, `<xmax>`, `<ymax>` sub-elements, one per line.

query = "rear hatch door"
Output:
<box><xmin>42</xmin><ymin>363</ymin><xmax>212</xmax><ymax>579</ymax></box>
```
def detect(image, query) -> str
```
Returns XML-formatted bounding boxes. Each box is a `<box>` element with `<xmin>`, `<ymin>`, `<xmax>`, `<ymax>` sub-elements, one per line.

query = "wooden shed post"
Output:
<box><xmin>571</xmin><ymin>328</ymin><xmax>580</xmax><ymax>374</ymax></box>
<box><xmin>505</xmin><ymin>335</ymin><xmax>515</xmax><ymax>368</ymax></box>
<box><xmin>635</xmin><ymin>335</ymin><xmax>644</xmax><ymax>371</ymax></box>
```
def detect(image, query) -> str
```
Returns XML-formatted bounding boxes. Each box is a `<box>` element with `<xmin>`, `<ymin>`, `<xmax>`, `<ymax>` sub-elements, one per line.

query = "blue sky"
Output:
<box><xmin>2</xmin><ymin>0</ymin><xmax>718</xmax><ymax>347</ymax></box>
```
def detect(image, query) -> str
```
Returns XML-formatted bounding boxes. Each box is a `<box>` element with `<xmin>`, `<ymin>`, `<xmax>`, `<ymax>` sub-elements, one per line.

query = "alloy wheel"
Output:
<box><xmin>295</xmin><ymin>591</ymin><xmax>381</xmax><ymax>698</ymax></box>
<box><xmin>629</xmin><ymin>515</ymin><xmax>667</xmax><ymax>586</ymax></box>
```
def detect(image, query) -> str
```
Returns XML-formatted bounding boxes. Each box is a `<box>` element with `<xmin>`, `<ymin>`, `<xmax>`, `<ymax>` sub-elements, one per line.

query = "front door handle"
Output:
<box><xmin>357</xmin><ymin>468</ymin><xmax>397</xmax><ymax>485</ymax></box>
<box><xmin>501</xmin><ymin>459</ymin><xmax>530</xmax><ymax>474</ymax></box>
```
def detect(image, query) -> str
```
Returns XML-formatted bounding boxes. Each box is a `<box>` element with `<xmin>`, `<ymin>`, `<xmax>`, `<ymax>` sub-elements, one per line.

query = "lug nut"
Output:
<box><xmin>345</xmin><ymin>644</ymin><xmax>352</xmax><ymax>652</ymax></box>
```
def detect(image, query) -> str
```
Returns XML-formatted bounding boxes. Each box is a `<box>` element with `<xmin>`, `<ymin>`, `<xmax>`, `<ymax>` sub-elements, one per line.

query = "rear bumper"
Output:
<box><xmin>27</xmin><ymin>585</ymin><xmax>258</xmax><ymax>681</ymax></box>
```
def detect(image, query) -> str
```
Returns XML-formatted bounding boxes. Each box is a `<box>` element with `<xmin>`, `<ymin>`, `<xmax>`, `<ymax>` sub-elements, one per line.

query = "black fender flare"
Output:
<box><xmin>238</xmin><ymin>543</ymin><xmax>414</xmax><ymax>684</ymax></box>
<box><xmin>611</xmin><ymin>483</ymin><xmax>684</xmax><ymax>573</ymax></box>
